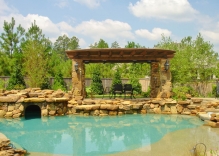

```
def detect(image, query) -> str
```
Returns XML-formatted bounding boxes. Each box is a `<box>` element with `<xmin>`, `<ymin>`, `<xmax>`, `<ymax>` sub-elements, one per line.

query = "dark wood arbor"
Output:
<box><xmin>66</xmin><ymin>48</ymin><xmax>175</xmax><ymax>99</ymax></box>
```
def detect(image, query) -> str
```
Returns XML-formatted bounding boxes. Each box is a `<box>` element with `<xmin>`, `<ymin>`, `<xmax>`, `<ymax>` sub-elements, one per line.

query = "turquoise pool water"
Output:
<box><xmin>0</xmin><ymin>114</ymin><xmax>203</xmax><ymax>155</ymax></box>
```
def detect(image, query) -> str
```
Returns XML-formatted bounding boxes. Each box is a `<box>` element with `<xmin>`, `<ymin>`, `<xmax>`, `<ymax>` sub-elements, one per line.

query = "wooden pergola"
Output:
<box><xmin>66</xmin><ymin>48</ymin><xmax>175</xmax><ymax>63</ymax></box>
<box><xmin>66</xmin><ymin>48</ymin><xmax>175</xmax><ymax>99</ymax></box>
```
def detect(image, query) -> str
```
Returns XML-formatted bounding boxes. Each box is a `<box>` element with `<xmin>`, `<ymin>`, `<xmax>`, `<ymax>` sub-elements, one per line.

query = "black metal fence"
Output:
<box><xmin>0</xmin><ymin>76</ymin><xmax>150</xmax><ymax>92</ymax></box>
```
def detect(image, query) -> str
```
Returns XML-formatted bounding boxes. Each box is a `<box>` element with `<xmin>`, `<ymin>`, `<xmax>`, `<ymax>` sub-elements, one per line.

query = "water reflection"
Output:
<box><xmin>0</xmin><ymin>115</ymin><xmax>203</xmax><ymax>155</ymax></box>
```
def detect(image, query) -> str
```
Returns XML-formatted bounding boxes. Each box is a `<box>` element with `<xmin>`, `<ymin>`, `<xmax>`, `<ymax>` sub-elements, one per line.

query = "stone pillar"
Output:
<box><xmin>150</xmin><ymin>59</ymin><xmax>172</xmax><ymax>98</ymax></box>
<box><xmin>150</xmin><ymin>62</ymin><xmax>160</xmax><ymax>98</ymax></box>
<box><xmin>159</xmin><ymin>59</ymin><xmax>172</xmax><ymax>98</ymax></box>
<box><xmin>72</xmin><ymin>59</ymin><xmax>86</xmax><ymax>99</ymax></box>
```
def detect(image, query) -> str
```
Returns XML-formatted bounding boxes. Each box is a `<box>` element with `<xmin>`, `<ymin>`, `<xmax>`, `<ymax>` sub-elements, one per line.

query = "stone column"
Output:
<box><xmin>150</xmin><ymin>62</ymin><xmax>160</xmax><ymax>98</ymax></box>
<box><xmin>159</xmin><ymin>59</ymin><xmax>172</xmax><ymax>98</ymax></box>
<box><xmin>72</xmin><ymin>59</ymin><xmax>86</xmax><ymax>99</ymax></box>
<box><xmin>150</xmin><ymin>59</ymin><xmax>172</xmax><ymax>98</ymax></box>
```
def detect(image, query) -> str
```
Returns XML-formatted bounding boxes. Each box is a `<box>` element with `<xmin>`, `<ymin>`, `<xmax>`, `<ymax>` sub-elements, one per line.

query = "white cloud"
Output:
<box><xmin>129</xmin><ymin>0</ymin><xmax>199</xmax><ymax>22</ymax></box>
<box><xmin>135</xmin><ymin>28</ymin><xmax>171</xmax><ymax>40</ymax></box>
<box><xmin>0</xmin><ymin>13</ymin><xmax>71</xmax><ymax>42</ymax></box>
<box><xmin>78</xmin><ymin>38</ymin><xmax>87</xmax><ymax>48</ymax></box>
<box><xmin>0</xmin><ymin>0</ymin><xmax>11</xmax><ymax>14</ymax></box>
<box><xmin>201</xmin><ymin>30</ymin><xmax>219</xmax><ymax>43</ymax></box>
<box><xmin>74</xmin><ymin>19</ymin><xmax>134</xmax><ymax>40</ymax></box>
<box><xmin>55</xmin><ymin>0</ymin><xmax>69</xmax><ymax>8</ymax></box>
<box><xmin>74</xmin><ymin>0</ymin><xmax>104</xmax><ymax>8</ymax></box>
<box><xmin>200</xmin><ymin>21</ymin><xmax>219</xmax><ymax>52</ymax></box>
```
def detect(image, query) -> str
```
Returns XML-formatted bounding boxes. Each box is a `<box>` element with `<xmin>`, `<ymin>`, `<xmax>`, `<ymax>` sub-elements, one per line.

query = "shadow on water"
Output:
<box><xmin>25</xmin><ymin>105</ymin><xmax>41</xmax><ymax>120</ymax></box>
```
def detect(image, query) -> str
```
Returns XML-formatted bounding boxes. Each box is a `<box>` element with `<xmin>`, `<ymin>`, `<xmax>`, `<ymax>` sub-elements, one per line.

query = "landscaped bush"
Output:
<box><xmin>41</xmin><ymin>77</ymin><xmax>51</xmax><ymax>89</ymax></box>
<box><xmin>142</xmin><ymin>87</ymin><xmax>151</xmax><ymax>97</ymax></box>
<box><xmin>0</xmin><ymin>79</ymin><xmax>5</xmax><ymax>89</ymax></box>
<box><xmin>172</xmin><ymin>84</ymin><xmax>199</xmax><ymax>100</ymax></box>
<box><xmin>90</xmin><ymin>68</ymin><xmax>103</xmax><ymax>95</ymax></box>
<box><xmin>52</xmin><ymin>72</ymin><xmax>67</xmax><ymax>91</ymax></box>
<box><xmin>7</xmin><ymin>64</ymin><xmax>26</xmax><ymax>90</ymax></box>
<box><xmin>129</xmin><ymin>78</ymin><xmax>142</xmax><ymax>95</ymax></box>
<box><xmin>111</xmin><ymin>69</ymin><xmax>122</xmax><ymax>88</ymax></box>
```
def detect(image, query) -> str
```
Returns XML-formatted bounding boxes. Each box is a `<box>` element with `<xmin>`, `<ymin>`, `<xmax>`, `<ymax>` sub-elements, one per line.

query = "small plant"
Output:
<box><xmin>142</xmin><ymin>87</ymin><xmax>151</xmax><ymax>97</ymax></box>
<box><xmin>0</xmin><ymin>79</ymin><xmax>5</xmax><ymax>89</ymax></box>
<box><xmin>172</xmin><ymin>86</ymin><xmax>188</xmax><ymax>100</ymax></box>
<box><xmin>41</xmin><ymin>77</ymin><xmax>51</xmax><ymax>89</ymax></box>
<box><xmin>210</xmin><ymin>148</ymin><xmax>218</xmax><ymax>156</ymax></box>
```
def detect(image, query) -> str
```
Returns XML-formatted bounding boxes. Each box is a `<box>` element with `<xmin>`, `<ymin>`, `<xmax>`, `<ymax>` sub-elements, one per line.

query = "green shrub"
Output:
<box><xmin>111</xmin><ymin>69</ymin><xmax>122</xmax><ymax>89</ymax></box>
<box><xmin>41</xmin><ymin>77</ymin><xmax>51</xmax><ymax>89</ymax></box>
<box><xmin>0</xmin><ymin>79</ymin><xmax>5</xmax><ymax>89</ymax></box>
<box><xmin>173</xmin><ymin>85</ymin><xmax>197</xmax><ymax>100</ymax></box>
<box><xmin>142</xmin><ymin>87</ymin><xmax>151</xmax><ymax>97</ymax></box>
<box><xmin>130</xmin><ymin>78</ymin><xmax>142</xmax><ymax>95</ymax></box>
<box><xmin>52</xmin><ymin>72</ymin><xmax>67</xmax><ymax>91</ymax></box>
<box><xmin>7</xmin><ymin>64</ymin><xmax>26</xmax><ymax>90</ymax></box>
<box><xmin>90</xmin><ymin>68</ymin><xmax>103</xmax><ymax>95</ymax></box>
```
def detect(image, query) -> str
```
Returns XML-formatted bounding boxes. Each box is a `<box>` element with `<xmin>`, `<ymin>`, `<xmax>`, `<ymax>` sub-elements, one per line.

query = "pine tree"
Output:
<box><xmin>90</xmin><ymin>68</ymin><xmax>103</xmax><ymax>95</ymax></box>
<box><xmin>111</xmin><ymin>69</ymin><xmax>122</xmax><ymax>87</ymax></box>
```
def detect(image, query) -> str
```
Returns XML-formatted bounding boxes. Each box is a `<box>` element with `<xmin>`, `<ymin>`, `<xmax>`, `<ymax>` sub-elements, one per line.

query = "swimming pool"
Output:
<box><xmin>0</xmin><ymin>114</ymin><xmax>203</xmax><ymax>155</ymax></box>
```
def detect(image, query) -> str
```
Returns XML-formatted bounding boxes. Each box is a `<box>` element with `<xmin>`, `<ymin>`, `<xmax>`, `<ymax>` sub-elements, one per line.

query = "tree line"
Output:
<box><xmin>0</xmin><ymin>17</ymin><xmax>218</xmax><ymax>97</ymax></box>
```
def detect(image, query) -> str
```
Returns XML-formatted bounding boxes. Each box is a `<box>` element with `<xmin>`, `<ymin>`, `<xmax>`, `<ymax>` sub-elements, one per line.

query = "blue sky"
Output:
<box><xmin>0</xmin><ymin>0</ymin><xmax>219</xmax><ymax>52</ymax></box>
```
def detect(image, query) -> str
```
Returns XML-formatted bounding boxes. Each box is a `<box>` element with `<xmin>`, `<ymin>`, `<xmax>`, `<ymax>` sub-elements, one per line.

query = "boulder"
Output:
<box><xmin>132</xmin><ymin>104</ymin><xmax>143</xmax><ymax>109</ymax></box>
<box><xmin>18</xmin><ymin>105</ymin><xmax>24</xmax><ymax>111</ymax></box>
<box><xmin>42</xmin><ymin>109</ymin><xmax>48</xmax><ymax>116</ymax></box>
<box><xmin>178</xmin><ymin>100</ymin><xmax>191</xmax><ymax>105</ymax></box>
<box><xmin>154</xmin><ymin>107</ymin><xmax>161</xmax><ymax>114</ymax></box>
<box><xmin>49</xmin><ymin>110</ymin><xmax>56</xmax><ymax>116</ymax></box>
<box><xmin>118</xmin><ymin>112</ymin><xmax>124</xmax><ymax>115</ymax></box>
<box><xmin>23</xmin><ymin>98</ymin><xmax>45</xmax><ymax>103</ymax></box>
<box><xmin>5</xmin><ymin>112</ymin><xmax>13</xmax><ymax>117</ymax></box>
<box><xmin>100</xmin><ymin>104</ymin><xmax>110</xmax><ymax>110</ymax></box>
<box><xmin>0</xmin><ymin>95</ymin><xmax>20</xmax><ymax>103</ymax></box>
<box><xmin>122</xmin><ymin>101</ymin><xmax>131</xmax><ymax>105</ymax></box>
<box><xmin>90</xmin><ymin>110</ymin><xmax>100</xmax><ymax>116</ymax></box>
<box><xmin>109</xmin><ymin>111</ymin><xmax>117</xmax><ymax>116</ymax></box>
<box><xmin>53</xmin><ymin>98</ymin><xmax>69</xmax><ymax>102</ymax></box>
<box><xmin>12</xmin><ymin>109</ymin><xmax>21</xmax><ymax>115</ymax></box>
<box><xmin>99</xmin><ymin>110</ymin><xmax>108</xmax><ymax>114</ymax></box>
<box><xmin>192</xmin><ymin>99</ymin><xmax>203</xmax><ymax>103</ymax></box>
<box><xmin>68</xmin><ymin>99</ymin><xmax>78</xmax><ymax>105</ymax></box>
<box><xmin>176</xmin><ymin>104</ymin><xmax>184</xmax><ymax>113</ymax></box>
<box><xmin>170</xmin><ymin>106</ymin><xmax>177</xmax><ymax>114</ymax></box>
<box><xmin>187</xmin><ymin>105</ymin><xmax>196</xmax><ymax>109</ymax></box>
<box><xmin>7</xmin><ymin>105</ymin><xmax>15</xmax><ymax>112</ymax></box>
<box><xmin>13</xmin><ymin>113</ymin><xmax>21</xmax><ymax>118</ymax></box>
<box><xmin>119</xmin><ymin>104</ymin><xmax>132</xmax><ymax>110</ymax></box>
<box><xmin>0</xmin><ymin>110</ymin><xmax>6</xmax><ymax>117</ymax></box>
<box><xmin>57</xmin><ymin>108</ymin><xmax>63</xmax><ymax>115</ymax></box>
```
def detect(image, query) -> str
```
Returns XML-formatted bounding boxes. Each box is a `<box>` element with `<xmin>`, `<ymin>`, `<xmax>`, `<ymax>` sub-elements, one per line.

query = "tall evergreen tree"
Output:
<box><xmin>0</xmin><ymin>17</ymin><xmax>25</xmax><ymax>58</ymax></box>
<box><xmin>90</xmin><ymin>68</ymin><xmax>103</xmax><ymax>94</ymax></box>
<box><xmin>22</xmin><ymin>21</ymin><xmax>51</xmax><ymax>88</ymax></box>
<box><xmin>111</xmin><ymin>69</ymin><xmax>122</xmax><ymax>87</ymax></box>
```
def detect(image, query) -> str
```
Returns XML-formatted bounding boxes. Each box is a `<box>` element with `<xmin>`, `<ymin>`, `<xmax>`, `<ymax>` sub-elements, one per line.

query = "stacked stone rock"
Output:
<box><xmin>0</xmin><ymin>138</ymin><xmax>26</xmax><ymax>156</ymax></box>
<box><xmin>0</xmin><ymin>88</ymin><xmax>71</xmax><ymax>118</ymax></box>
<box><xmin>0</xmin><ymin>88</ymin><xmax>219</xmax><ymax>123</ymax></box>
<box><xmin>207</xmin><ymin>113</ymin><xmax>219</xmax><ymax>128</ymax></box>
